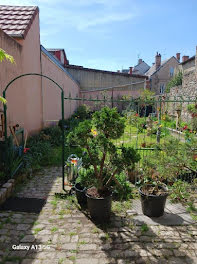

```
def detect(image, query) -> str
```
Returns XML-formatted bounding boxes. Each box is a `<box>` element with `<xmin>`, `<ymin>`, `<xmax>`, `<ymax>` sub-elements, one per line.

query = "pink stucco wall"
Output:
<box><xmin>0</xmin><ymin>12</ymin><xmax>80</xmax><ymax>135</ymax></box>
<box><xmin>15</xmin><ymin>12</ymin><xmax>42</xmax><ymax>133</ymax></box>
<box><xmin>41</xmin><ymin>51</ymin><xmax>80</xmax><ymax>126</ymax></box>
<box><xmin>0</xmin><ymin>29</ymin><xmax>25</xmax><ymax>136</ymax></box>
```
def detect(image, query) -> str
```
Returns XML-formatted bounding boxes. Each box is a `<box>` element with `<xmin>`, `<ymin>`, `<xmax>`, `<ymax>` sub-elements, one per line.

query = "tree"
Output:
<box><xmin>0</xmin><ymin>48</ymin><xmax>15</xmax><ymax>104</ymax></box>
<box><xmin>67</xmin><ymin>106</ymin><xmax>141</xmax><ymax>194</ymax></box>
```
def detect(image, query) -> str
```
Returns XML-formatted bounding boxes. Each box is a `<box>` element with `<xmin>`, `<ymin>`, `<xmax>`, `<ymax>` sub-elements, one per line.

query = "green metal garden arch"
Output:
<box><xmin>2</xmin><ymin>73</ymin><xmax>66</xmax><ymax>191</ymax></box>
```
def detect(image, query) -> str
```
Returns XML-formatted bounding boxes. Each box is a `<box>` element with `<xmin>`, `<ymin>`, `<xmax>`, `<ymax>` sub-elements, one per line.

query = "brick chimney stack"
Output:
<box><xmin>138</xmin><ymin>59</ymin><xmax>143</xmax><ymax>64</ymax></box>
<box><xmin>176</xmin><ymin>53</ymin><xmax>180</xmax><ymax>62</ymax></box>
<box><xmin>182</xmin><ymin>56</ymin><xmax>189</xmax><ymax>63</ymax></box>
<box><xmin>129</xmin><ymin>67</ymin><xmax>133</xmax><ymax>75</ymax></box>
<box><xmin>155</xmin><ymin>52</ymin><xmax>161</xmax><ymax>70</ymax></box>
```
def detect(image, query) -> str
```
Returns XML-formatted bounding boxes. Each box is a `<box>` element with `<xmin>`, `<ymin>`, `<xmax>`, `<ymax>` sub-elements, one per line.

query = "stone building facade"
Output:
<box><xmin>146</xmin><ymin>53</ymin><xmax>179</xmax><ymax>95</ymax></box>
<box><xmin>164</xmin><ymin>47</ymin><xmax>197</xmax><ymax>123</ymax></box>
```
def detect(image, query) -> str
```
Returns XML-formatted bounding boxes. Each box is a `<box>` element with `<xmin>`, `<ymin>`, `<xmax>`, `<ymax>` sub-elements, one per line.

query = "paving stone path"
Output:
<box><xmin>0</xmin><ymin>167</ymin><xmax>197</xmax><ymax>264</ymax></box>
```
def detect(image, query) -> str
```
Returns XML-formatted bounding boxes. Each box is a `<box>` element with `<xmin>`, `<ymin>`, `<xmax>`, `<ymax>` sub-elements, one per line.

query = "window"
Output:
<box><xmin>170</xmin><ymin>67</ymin><xmax>174</xmax><ymax>77</ymax></box>
<box><xmin>160</xmin><ymin>84</ymin><xmax>165</xmax><ymax>94</ymax></box>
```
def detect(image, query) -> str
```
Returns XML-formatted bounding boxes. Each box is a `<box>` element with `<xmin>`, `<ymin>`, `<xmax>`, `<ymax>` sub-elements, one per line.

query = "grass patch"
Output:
<box><xmin>141</xmin><ymin>223</ymin><xmax>149</xmax><ymax>233</ymax></box>
<box><xmin>69</xmin><ymin>232</ymin><xmax>77</xmax><ymax>237</ymax></box>
<box><xmin>51</xmin><ymin>227</ymin><xmax>58</xmax><ymax>233</ymax></box>
<box><xmin>92</xmin><ymin>227</ymin><xmax>100</xmax><ymax>234</ymax></box>
<box><xmin>112</xmin><ymin>200</ymin><xmax>131</xmax><ymax>214</ymax></box>
<box><xmin>33</xmin><ymin>228</ymin><xmax>42</xmax><ymax>234</ymax></box>
<box><xmin>78</xmin><ymin>241</ymin><xmax>87</xmax><ymax>245</ymax></box>
<box><xmin>69</xmin><ymin>256</ymin><xmax>76</xmax><ymax>261</ymax></box>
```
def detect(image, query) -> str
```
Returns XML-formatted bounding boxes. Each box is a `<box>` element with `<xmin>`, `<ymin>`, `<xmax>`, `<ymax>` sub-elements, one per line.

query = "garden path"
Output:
<box><xmin>0</xmin><ymin>167</ymin><xmax>196</xmax><ymax>264</ymax></box>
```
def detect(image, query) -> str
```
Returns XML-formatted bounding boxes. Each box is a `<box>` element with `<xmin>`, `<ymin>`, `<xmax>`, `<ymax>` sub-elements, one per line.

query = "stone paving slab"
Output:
<box><xmin>0</xmin><ymin>167</ymin><xmax>196</xmax><ymax>264</ymax></box>
<box><xmin>131</xmin><ymin>199</ymin><xmax>195</xmax><ymax>226</ymax></box>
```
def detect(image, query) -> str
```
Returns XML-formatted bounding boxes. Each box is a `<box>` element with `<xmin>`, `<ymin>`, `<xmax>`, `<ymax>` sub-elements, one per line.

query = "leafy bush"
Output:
<box><xmin>67</xmin><ymin>106</ymin><xmax>141</xmax><ymax>195</ymax></box>
<box><xmin>187</xmin><ymin>104</ymin><xmax>197</xmax><ymax>131</ymax></box>
<box><xmin>166</xmin><ymin>71</ymin><xmax>183</xmax><ymax>92</ymax></box>
<box><xmin>112</xmin><ymin>172</ymin><xmax>133</xmax><ymax>200</ymax></box>
<box><xmin>25</xmin><ymin>125</ymin><xmax>63</xmax><ymax>170</ymax></box>
<box><xmin>170</xmin><ymin>180</ymin><xmax>190</xmax><ymax>203</ymax></box>
<box><xmin>40</xmin><ymin>126</ymin><xmax>62</xmax><ymax>146</ymax></box>
<box><xmin>72</xmin><ymin>104</ymin><xmax>91</xmax><ymax>120</ymax></box>
<box><xmin>76</xmin><ymin>167</ymin><xmax>97</xmax><ymax>188</ymax></box>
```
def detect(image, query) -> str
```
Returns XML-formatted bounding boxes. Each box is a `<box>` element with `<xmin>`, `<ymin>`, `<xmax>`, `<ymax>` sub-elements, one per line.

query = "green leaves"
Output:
<box><xmin>0</xmin><ymin>96</ymin><xmax>7</xmax><ymax>104</ymax></box>
<box><xmin>67</xmin><ymin>106</ymin><xmax>141</xmax><ymax>191</ymax></box>
<box><xmin>166</xmin><ymin>71</ymin><xmax>182</xmax><ymax>92</ymax></box>
<box><xmin>0</xmin><ymin>48</ymin><xmax>15</xmax><ymax>64</ymax></box>
<box><xmin>0</xmin><ymin>49</ymin><xmax>15</xmax><ymax>105</ymax></box>
<box><xmin>93</xmin><ymin>107</ymin><xmax>125</xmax><ymax>139</ymax></box>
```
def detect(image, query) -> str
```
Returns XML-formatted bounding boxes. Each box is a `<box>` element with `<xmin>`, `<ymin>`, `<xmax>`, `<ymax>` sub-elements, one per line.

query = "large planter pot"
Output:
<box><xmin>139</xmin><ymin>184</ymin><xmax>168</xmax><ymax>217</ymax></box>
<box><xmin>86</xmin><ymin>191</ymin><xmax>112</xmax><ymax>223</ymax></box>
<box><xmin>74</xmin><ymin>183</ymin><xmax>87</xmax><ymax>208</ymax></box>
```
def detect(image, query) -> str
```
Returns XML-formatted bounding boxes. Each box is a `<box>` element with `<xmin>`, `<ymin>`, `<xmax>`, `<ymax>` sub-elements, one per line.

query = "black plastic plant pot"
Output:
<box><xmin>139</xmin><ymin>185</ymin><xmax>168</xmax><ymax>217</ymax></box>
<box><xmin>86</xmin><ymin>192</ymin><xmax>112</xmax><ymax>223</ymax></box>
<box><xmin>74</xmin><ymin>183</ymin><xmax>87</xmax><ymax>208</ymax></box>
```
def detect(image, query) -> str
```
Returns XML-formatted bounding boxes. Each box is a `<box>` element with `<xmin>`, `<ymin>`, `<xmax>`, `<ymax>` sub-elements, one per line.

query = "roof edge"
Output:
<box><xmin>41</xmin><ymin>45</ymin><xmax>79</xmax><ymax>86</ymax></box>
<box><xmin>148</xmin><ymin>56</ymin><xmax>178</xmax><ymax>77</ymax></box>
<box><xmin>65</xmin><ymin>64</ymin><xmax>146</xmax><ymax>79</ymax></box>
<box><xmin>180</xmin><ymin>55</ymin><xmax>195</xmax><ymax>65</ymax></box>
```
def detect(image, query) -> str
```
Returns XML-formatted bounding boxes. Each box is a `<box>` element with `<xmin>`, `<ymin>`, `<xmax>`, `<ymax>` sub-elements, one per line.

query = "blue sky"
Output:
<box><xmin>1</xmin><ymin>0</ymin><xmax>197</xmax><ymax>71</ymax></box>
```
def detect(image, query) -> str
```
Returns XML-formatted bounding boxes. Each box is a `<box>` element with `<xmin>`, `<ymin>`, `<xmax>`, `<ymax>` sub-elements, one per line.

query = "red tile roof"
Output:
<box><xmin>0</xmin><ymin>5</ymin><xmax>38</xmax><ymax>38</ymax></box>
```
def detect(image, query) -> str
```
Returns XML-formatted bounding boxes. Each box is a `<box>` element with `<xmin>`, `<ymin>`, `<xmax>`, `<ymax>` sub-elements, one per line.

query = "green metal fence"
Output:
<box><xmin>64</xmin><ymin>95</ymin><xmax>197</xmax><ymax>186</ymax></box>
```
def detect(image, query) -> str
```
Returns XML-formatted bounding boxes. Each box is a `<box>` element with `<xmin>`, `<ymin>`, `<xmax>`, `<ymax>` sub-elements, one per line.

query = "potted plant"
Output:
<box><xmin>140</xmin><ymin>137</ymin><xmax>197</xmax><ymax>217</ymax></box>
<box><xmin>139</xmin><ymin>140</ymin><xmax>177</xmax><ymax>217</ymax></box>
<box><xmin>67</xmin><ymin>106</ymin><xmax>140</xmax><ymax>223</ymax></box>
<box><xmin>139</xmin><ymin>168</ymin><xmax>169</xmax><ymax>217</ymax></box>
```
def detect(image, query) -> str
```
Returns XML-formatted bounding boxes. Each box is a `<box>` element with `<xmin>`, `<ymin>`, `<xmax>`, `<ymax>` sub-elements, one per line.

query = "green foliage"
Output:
<box><xmin>0</xmin><ymin>48</ymin><xmax>15</xmax><ymax>63</ymax></box>
<box><xmin>0</xmin><ymin>96</ymin><xmax>7</xmax><ymax>104</ymax></box>
<box><xmin>25</xmin><ymin>126</ymin><xmax>62</xmax><ymax>170</ymax></box>
<box><xmin>166</xmin><ymin>71</ymin><xmax>183</xmax><ymax>92</ymax></box>
<box><xmin>93</xmin><ymin>107</ymin><xmax>125</xmax><ymax>139</ymax></box>
<box><xmin>141</xmin><ymin>136</ymin><xmax>197</xmax><ymax>192</ymax></box>
<box><xmin>58</xmin><ymin>105</ymin><xmax>91</xmax><ymax>132</ymax></box>
<box><xmin>141</xmin><ymin>223</ymin><xmax>149</xmax><ymax>232</ymax></box>
<box><xmin>187</xmin><ymin>103</ymin><xmax>197</xmax><ymax>114</ymax></box>
<box><xmin>76</xmin><ymin>167</ymin><xmax>97</xmax><ymax>188</ymax></box>
<box><xmin>113</xmin><ymin>172</ymin><xmax>133</xmax><ymax>200</ymax></box>
<box><xmin>40</xmin><ymin>126</ymin><xmax>62</xmax><ymax>147</ymax></box>
<box><xmin>67</xmin><ymin>106</ymin><xmax>140</xmax><ymax>192</ymax></box>
<box><xmin>72</xmin><ymin>104</ymin><xmax>91</xmax><ymax>120</ymax></box>
<box><xmin>187</xmin><ymin>104</ymin><xmax>197</xmax><ymax>131</ymax></box>
<box><xmin>170</xmin><ymin>180</ymin><xmax>190</xmax><ymax>203</ymax></box>
<box><xmin>139</xmin><ymin>89</ymin><xmax>155</xmax><ymax>102</ymax></box>
<box><xmin>0</xmin><ymin>49</ymin><xmax>15</xmax><ymax>105</ymax></box>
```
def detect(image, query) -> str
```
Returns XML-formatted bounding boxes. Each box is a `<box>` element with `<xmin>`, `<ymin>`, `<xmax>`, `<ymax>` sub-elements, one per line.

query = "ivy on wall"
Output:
<box><xmin>166</xmin><ymin>71</ymin><xmax>183</xmax><ymax>93</ymax></box>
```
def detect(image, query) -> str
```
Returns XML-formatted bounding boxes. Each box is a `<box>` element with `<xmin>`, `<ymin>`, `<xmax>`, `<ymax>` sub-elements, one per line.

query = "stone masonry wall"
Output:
<box><xmin>164</xmin><ymin>67</ymin><xmax>197</xmax><ymax>123</ymax></box>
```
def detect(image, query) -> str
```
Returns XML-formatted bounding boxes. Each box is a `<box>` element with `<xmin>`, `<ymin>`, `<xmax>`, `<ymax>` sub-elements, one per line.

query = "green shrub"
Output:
<box><xmin>72</xmin><ymin>104</ymin><xmax>91</xmax><ymax>120</ymax></box>
<box><xmin>41</xmin><ymin>126</ymin><xmax>62</xmax><ymax>146</ymax></box>
<box><xmin>76</xmin><ymin>167</ymin><xmax>96</xmax><ymax>188</ymax></box>
<box><xmin>113</xmin><ymin>172</ymin><xmax>133</xmax><ymax>200</ymax></box>
<box><xmin>170</xmin><ymin>180</ymin><xmax>190</xmax><ymax>203</ymax></box>
<box><xmin>166</xmin><ymin>71</ymin><xmax>182</xmax><ymax>92</ymax></box>
<box><xmin>67</xmin><ymin>106</ymin><xmax>141</xmax><ymax>195</ymax></box>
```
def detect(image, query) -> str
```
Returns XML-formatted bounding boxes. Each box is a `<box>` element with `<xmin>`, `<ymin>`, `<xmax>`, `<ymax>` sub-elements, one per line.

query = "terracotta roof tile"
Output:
<box><xmin>0</xmin><ymin>5</ymin><xmax>38</xmax><ymax>38</ymax></box>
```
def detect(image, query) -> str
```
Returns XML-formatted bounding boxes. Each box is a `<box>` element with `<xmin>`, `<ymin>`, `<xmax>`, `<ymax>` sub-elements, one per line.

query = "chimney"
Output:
<box><xmin>129</xmin><ymin>67</ymin><xmax>133</xmax><ymax>75</ymax></box>
<box><xmin>176</xmin><ymin>53</ymin><xmax>180</xmax><ymax>62</ymax></box>
<box><xmin>155</xmin><ymin>52</ymin><xmax>161</xmax><ymax>70</ymax></box>
<box><xmin>138</xmin><ymin>59</ymin><xmax>143</xmax><ymax>64</ymax></box>
<box><xmin>182</xmin><ymin>55</ymin><xmax>189</xmax><ymax>63</ymax></box>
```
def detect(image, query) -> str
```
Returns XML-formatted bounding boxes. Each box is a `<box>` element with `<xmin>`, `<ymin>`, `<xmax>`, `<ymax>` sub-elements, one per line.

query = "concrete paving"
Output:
<box><xmin>0</xmin><ymin>167</ymin><xmax>196</xmax><ymax>264</ymax></box>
